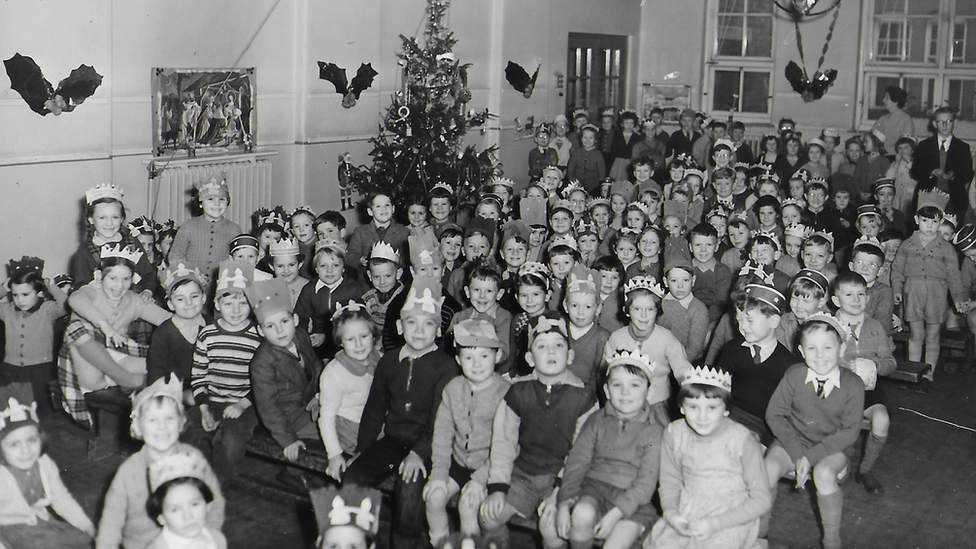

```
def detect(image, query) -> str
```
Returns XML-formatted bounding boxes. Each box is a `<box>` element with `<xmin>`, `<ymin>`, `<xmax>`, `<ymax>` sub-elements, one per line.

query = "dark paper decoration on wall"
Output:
<box><xmin>504</xmin><ymin>61</ymin><xmax>539</xmax><ymax>98</ymax></box>
<box><xmin>4</xmin><ymin>53</ymin><xmax>103</xmax><ymax>116</ymax></box>
<box><xmin>785</xmin><ymin>62</ymin><xmax>838</xmax><ymax>102</ymax></box>
<box><xmin>778</xmin><ymin>0</ymin><xmax>841</xmax><ymax>102</ymax></box>
<box><xmin>317</xmin><ymin>62</ymin><xmax>378</xmax><ymax>108</ymax></box>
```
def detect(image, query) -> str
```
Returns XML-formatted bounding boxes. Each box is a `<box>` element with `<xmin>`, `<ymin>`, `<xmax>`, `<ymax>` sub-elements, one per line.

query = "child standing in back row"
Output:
<box><xmin>168</xmin><ymin>177</ymin><xmax>243</xmax><ymax>283</ymax></box>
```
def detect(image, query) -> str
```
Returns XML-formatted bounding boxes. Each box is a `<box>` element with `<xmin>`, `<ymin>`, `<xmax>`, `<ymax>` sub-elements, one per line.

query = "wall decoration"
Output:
<box><xmin>317</xmin><ymin>62</ymin><xmax>378</xmax><ymax>109</ymax></box>
<box><xmin>778</xmin><ymin>0</ymin><xmax>841</xmax><ymax>102</ymax></box>
<box><xmin>505</xmin><ymin>61</ymin><xmax>539</xmax><ymax>98</ymax></box>
<box><xmin>151</xmin><ymin>67</ymin><xmax>255</xmax><ymax>157</ymax></box>
<box><xmin>641</xmin><ymin>83</ymin><xmax>692</xmax><ymax>121</ymax></box>
<box><xmin>4</xmin><ymin>53</ymin><xmax>102</xmax><ymax>116</ymax></box>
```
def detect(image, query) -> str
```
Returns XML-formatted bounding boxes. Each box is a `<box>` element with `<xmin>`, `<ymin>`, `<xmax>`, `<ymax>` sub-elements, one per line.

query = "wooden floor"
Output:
<box><xmin>41</xmin><ymin>367</ymin><xmax>976</xmax><ymax>549</ymax></box>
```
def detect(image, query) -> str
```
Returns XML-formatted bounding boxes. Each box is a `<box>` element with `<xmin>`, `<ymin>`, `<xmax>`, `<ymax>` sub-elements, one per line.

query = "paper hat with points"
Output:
<box><xmin>560</xmin><ymin>180</ymin><xmax>585</xmax><ymax>199</ymax></box>
<box><xmin>127</xmin><ymin>216</ymin><xmax>156</xmax><ymax>239</ymax></box>
<box><xmin>245</xmin><ymin>278</ymin><xmax>293</xmax><ymax>323</ymax></box>
<box><xmin>624</xmin><ymin>275</ymin><xmax>664</xmax><ymax>298</ymax></box>
<box><xmin>369</xmin><ymin>241</ymin><xmax>400</xmax><ymax>264</ymax></box>
<box><xmin>269</xmin><ymin>237</ymin><xmax>301</xmax><ymax>257</ymax></box>
<box><xmin>518</xmin><ymin>262</ymin><xmax>552</xmax><ymax>289</ymax></box>
<box><xmin>606</xmin><ymin>348</ymin><xmax>655</xmax><ymax>383</ymax></box>
<box><xmin>428</xmin><ymin>181</ymin><xmax>454</xmax><ymax>196</ymax></box>
<box><xmin>491</xmin><ymin>177</ymin><xmax>516</xmax><ymax>190</ymax></box>
<box><xmin>502</xmin><ymin>219</ymin><xmax>530</xmax><ymax>245</ymax></box>
<box><xmin>600</xmin><ymin>107</ymin><xmax>616</xmax><ymax>118</ymax></box>
<box><xmin>130</xmin><ymin>374</ymin><xmax>184</xmax><ymax>431</ymax></box>
<box><xmin>331</xmin><ymin>300</ymin><xmax>369</xmax><ymax>321</ymax></box>
<box><xmin>738</xmin><ymin>260</ymin><xmax>774</xmax><ymax>285</ymax></box>
<box><xmin>784</xmin><ymin>223</ymin><xmax>813</xmax><ymax>240</ymax></box>
<box><xmin>681</xmin><ymin>366</ymin><xmax>732</xmax><ymax>392</ymax></box>
<box><xmin>400</xmin><ymin>276</ymin><xmax>444</xmax><ymax>318</ymax></box>
<box><xmin>571</xmin><ymin>108</ymin><xmax>588</xmax><ymax>120</ymax></box>
<box><xmin>528</xmin><ymin>310</ymin><xmax>569</xmax><ymax>345</ymax></box>
<box><xmin>852</xmin><ymin>235</ymin><xmax>885</xmax><ymax>256</ymax></box>
<box><xmin>520</xmin><ymin>197</ymin><xmax>548</xmax><ymax>227</ymax></box>
<box><xmin>917</xmin><ymin>188</ymin><xmax>950</xmax><ymax>213</ymax></box>
<box><xmin>254</xmin><ymin>207</ymin><xmax>287</xmax><ymax>230</ymax></box>
<box><xmin>0</xmin><ymin>390</ymin><xmax>39</xmax><ymax>440</ymax></box>
<box><xmin>310</xmin><ymin>486</ymin><xmax>382</xmax><ymax>541</ymax></box>
<box><xmin>542</xmin><ymin>165</ymin><xmax>563</xmax><ymax>179</ymax></box>
<box><xmin>85</xmin><ymin>183</ymin><xmax>123</xmax><ymax>204</ymax></box>
<box><xmin>712</xmin><ymin>138</ymin><xmax>735</xmax><ymax>152</ymax></box>
<box><xmin>453</xmin><ymin>319</ymin><xmax>503</xmax><ymax>349</ymax></box>
<box><xmin>705</xmin><ymin>204</ymin><xmax>729</xmax><ymax>220</ymax></box>
<box><xmin>587</xmin><ymin>197</ymin><xmax>611</xmax><ymax>211</ymax></box>
<box><xmin>550</xmin><ymin>199</ymin><xmax>574</xmax><ymax>216</ymax></box>
<box><xmin>744</xmin><ymin>282</ymin><xmax>787</xmax><ymax>315</ymax></box>
<box><xmin>149</xmin><ymin>451</ymin><xmax>209</xmax><ymax>492</ymax></box>
<box><xmin>566</xmin><ymin>264</ymin><xmax>601</xmax><ymax>296</ymax></box>
<box><xmin>6</xmin><ymin>255</ymin><xmax>44</xmax><ymax>279</ymax></box>
<box><xmin>574</xmin><ymin>218</ymin><xmax>598</xmax><ymax>238</ymax></box>
<box><xmin>548</xmin><ymin>233</ymin><xmax>579</xmax><ymax>252</ymax></box>
<box><xmin>100</xmin><ymin>243</ymin><xmax>144</xmax><ymax>265</ymax></box>
<box><xmin>408</xmin><ymin>232</ymin><xmax>444</xmax><ymax>268</ymax></box>
<box><xmin>216</xmin><ymin>259</ymin><xmax>253</xmax><ymax>296</ymax></box>
<box><xmin>197</xmin><ymin>176</ymin><xmax>229</xmax><ymax>200</ymax></box>
<box><xmin>801</xmin><ymin>312</ymin><xmax>848</xmax><ymax>342</ymax></box>
<box><xmin>162</xmin><ymin>263</ymin><xmax>205</xmax><ymax>298</ymax></box>
<box><xmin>292</xmin><ymin>205</ymin><xmax>315</xmax><ymax>218</ymax></box>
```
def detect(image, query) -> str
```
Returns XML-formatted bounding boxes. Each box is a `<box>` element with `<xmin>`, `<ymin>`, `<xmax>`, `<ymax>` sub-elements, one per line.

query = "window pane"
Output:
<box><xmin>719</xmin><ymin>0</ymin><xmax>744</xmax><ymax>13</ymax></box>
<box><xmin>717</xmin><ymin>15</ymin><xmax>745</xmax><ymax>56</ymax></box>
<box><xmin>950</xmin><ymin>18</ymin><xmax>976</xmax><ymax>64</ymax></box>
<box><xmin>907</xmin><ymin>0</ymin><xmax>939</xmax><ymax>15</ymax></box>
<box><xmin>904</xmin><ymin>17</ymin><xmax>937</xmax><ymax>63</ymax></box>
<box><xmin>875</xmin><ymin>0</ymin><xmax>907</xmax><ymax>15</ymax></box>
<box><xmin>745</xmin><ymin>15</ymin><xmax>772</xmax><ymax>57</ymax></box>
<box><xmin>875</xmin><ymin>21</ymin><xmax>905</xmax><ymax>60</ymax></box>
<box><xmin>946</xmin><ymin>79</ymin><xmax>976</xmax><ymax>122</ymax></box>
<box><xmin>749</xmin><ymin>0</ymin><xmax>773</xmax><ymax>13</ymax></box>
<box><xmin>712</xmin><ymin>70</ymin><xmax>741</xmax><ymax>111</ymax></box>
<box><xmin>902</xmin><ymin>76</ymin><xmax>935</xmax><ymax>116</ymax></box>
<box><xmin>741</xmin><ymin>71</ymin><xmax>770</xmax><ymax>113</ymax></box>
<box><xmin>959</xmin><ymin>1</ymin><xmax>976</xmax><ymax>16</ymax></box>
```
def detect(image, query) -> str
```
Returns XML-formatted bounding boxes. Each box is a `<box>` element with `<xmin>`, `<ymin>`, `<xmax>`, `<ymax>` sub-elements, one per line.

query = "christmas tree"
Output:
<box><xmin>349</xmin><ymin>0</ymin><xmax>498</xmax><ymax>212</ymax></box>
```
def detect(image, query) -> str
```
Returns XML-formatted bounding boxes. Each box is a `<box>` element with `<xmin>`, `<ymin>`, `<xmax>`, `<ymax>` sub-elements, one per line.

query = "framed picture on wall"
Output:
<box><xmin>641</xmin><ymin>83</ymin><xmax>692</xmax><ymax>122</ymax></box>
<box><xmin>151</xmin><ymin>67</ymin><xmax>256</xmax><ymax>157</ymax></box>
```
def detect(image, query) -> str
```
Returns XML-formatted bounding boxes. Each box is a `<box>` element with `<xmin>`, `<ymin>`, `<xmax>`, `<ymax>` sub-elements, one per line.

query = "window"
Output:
<box><xmin>862</xmin><ymin>0</ymin><xmax>976</xmax><ymax>123</ymax></box>
<box><xmin>566</xmin><ymin>33</ymin><xmax>627</xmax><ymax>115</ymax></box>
<box><xmin>706</xmin><ymin>0</ymin><xmax>774</xmax><ymax>118</ymax></box>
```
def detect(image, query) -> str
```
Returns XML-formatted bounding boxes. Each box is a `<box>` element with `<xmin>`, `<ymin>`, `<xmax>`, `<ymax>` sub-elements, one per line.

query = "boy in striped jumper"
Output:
<box><xmin>187</xmin><ymin>260</ymin><xmax>263</xmax><ymax>481</ymax></box>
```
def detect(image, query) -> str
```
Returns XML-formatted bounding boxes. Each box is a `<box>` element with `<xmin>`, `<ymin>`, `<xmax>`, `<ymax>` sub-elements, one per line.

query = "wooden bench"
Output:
<box><xmin>890</xmin><ymin>328</ymin><xmax>972</xmax><ymax>379</ymax></box>
<box><xmin>83</xmin><ymin>387</ymin><xmax>137</xmax><ymax>460</ymax></box>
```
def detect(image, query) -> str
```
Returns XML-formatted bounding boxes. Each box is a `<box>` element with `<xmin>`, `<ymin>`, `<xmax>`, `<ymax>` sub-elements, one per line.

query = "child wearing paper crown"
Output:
<box><xmin>0</xmin><ymin>257</ymin><xmax>68</xmax><ymax>412</ymax></box>
<box><xmin>0</xmin><ymin>392</ymin><xmax>95</xmax><ymax>549</ymax></box>
<box><xmin>268</xmin><ymin>237</ymin><xmax>310</xmax><ymax>309</ymax></box>
<box><xmin>147</xmin><ymin>263</ymin><xmax>211</xmax><ymax>398</ymax></box>
<box><xmin>187</xmin><ymin>261</ymin><xmax>263</xmax><ymax>481</ymax></box>
<box><xmin>424</xmin><ymin>319</ymin><xmax>511</xmax><ymax>547</ymax></box>
<box><xmin>168</xmin><ymin>177</ymin><xmax>243</xmax><ymax>282</ymax></box>
<box><xmin>310</xmin><ymin>486</ymin><xmax>382</xmax><ymax>549</ymax></box>
<box><xmin>145</xmin><ymin>452</ymin><xmax>227</xmax><ymax>549</ymax></box>
<box><xmin>317</xmin><ymin>302</ymin><xmax>381</xmax><ymax>481</ymax></box>
<box><xmin>556</xmin><ymin>349</ymin><xmax>663</xmax><ymax>549</ymax></box>
<box><xmin>246</xmin><ymin>279</ymin><xmax>323</xmax><ymax>465</ymax></box>
<box><xmin>344</xmin><ymin>276</ymin><xmax>458</xmax><ymax>549</ymax></box>
<box><xmin>562</xmin><ymin>265</ymin><xmax>611</xmax><ymax>395</ymax></box>
<box><xmin>58</xmin><ymin>245</ymin><xmax>172</xmax><ymax>425</ymax></box>
<box><xmin>892</xmin><ymin>189</ymin><xmax>969</xmax><ymax>392</ymax></box>
<box><xmin>69</xmin><ymin>183</ymin><xmax>159</xmax><ymax>295</ymax></box>
<box><xmin>296</xmin><ymin>237</ymin><xmax>367</xmax><ymax>360</ymax></box>
<box><xmin>362</xmin><ymin>241</ymin><xmax>407</xmax><ymax>347</ymax></box>
<box><xmin>645</xmin><ymin>367</ymin><xmax>771</xmax><ymax>549</ymax></box>
<box><xmin>97</xmin><ymin>375</ymin><xmax>225</xmax><ymax>549</ymax></box>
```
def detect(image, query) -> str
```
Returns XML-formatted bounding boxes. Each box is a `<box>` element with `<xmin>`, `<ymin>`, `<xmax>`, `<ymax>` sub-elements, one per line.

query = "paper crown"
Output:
<box><xmin>408</xmin><ymin>232</ymin><xmax>444</xmax><ymax>268</ymax></box>
<box><xmin>368</xmin><ymin>241</ymin><xmax>400</xmax><ymax>264</ymax></box>
<box><xmin>196</xmin><ymin>176</ymin><xmax>229</xmax><ymax>199</ymax></box>
<box><xmin>566</xmin><ymin>265</ymin><xmax>601</xmax><ymax>296</ymax></box>
<box><xmin>453</xmin><ymin>318</ymin><xmax>503</xmax><ymax>349</ymax></box>
<box><xmin>157</xmin><ymin>220</ymin><xmax>178</xmax><ymax>239</ymax></box>
<box><xmin>806</xmin><ymin>138</ymin><xmax>828</xmax><ymax>151</ymax></box>
<box><xmin>953</xmin><ymin>224</ymin><xmax>976</xmax><ymax>252</ymax></box>
<box><xmin>738</xmin><ymin>261</ymin><xmax>774</xmax><ymax>285</ymax></box>
<box><xmin>216</xmin><ymin>260</ymin><xmax>253</xmax><ymax>296</ymax></box>
<box><xmin>6</xmin><ymin>255</ymin><xmax>44</xmax><ymax>279</ymax></box>
<box><xmin>520</xmin><ymin>197</ymin><xmax>548</xmax><ymax>227</ymax></box>
<box><xmin>551</xmin><ymin>199</ymin><xmax>574</xmax><ymax>216</ymax></box>
<box><xmin>231</xmin><ymin>233</ymin><xmax>260</xmax><ymax>253</ymax></box>
<box><xmin>293</xmin><ymin>205</ymin><xmax>315</xmax><ymax>218</ymax></box>
<box><xmin>149</xmin><ymin>452</ymin><xmax>209</xmax><ymax>492</ymax></box>
<box><xmin>466</xmin><ymin>216</ymin><xmax>497</xmax><ymax>243</ymax></box>
<box><xmin>624</xmin><ymin>275</ymin><xmax>664</xmax><ymax>298</ymax></box>
<box><xmin>548</xmin><ymin>233</ymin><xmax>579</xmax><ymax>253</ymax></box>
<box><xmin>162</xmin><ymin>263</ymin><xmax>205</xmax><ymax>297</ymax></box>
<box><xmin>127</xmin><ymin>216</ymin><xmax>156</xmax><ymax>239</ymax></box>
<box><xmin>269</xmin><ymin>237</ymin><xmax>300</xmax><ymax>257</ymax></box>
<box><xmin>756</xmin><ymin>167</ymin><xmax>781</xmax><ymax>184</ymax></box>
<box><xmin>712</xmin><ymin>138</ymin><xmax>735</xmax><ymax>151</ymax></box>
<box><xmin>491</xmin><ymin>177</ymin><xmax>516</xmax><ymax>190</ymax></box>
<box><xmin>744</xmin><ymin>282</ymin><xmax>787</xmax><ymax>315</ymax></box>
<box><xmin>518</xmin><ymin>261</ymin><xmax>552</xmax><ymax>289</ymax></box>
<box><xmin>917</xmin><ymin>188</ymin><xmax>950</xmax><ymax>213</ymax></box>
<box><xmin>792</xmin><ymin>169</ymin><xmax>811</xmax><ymax>183</ymax></box>
<box><xmin>245</xmin><ymin>278</ymin><xmax>293</xmax><ymax>323</ymax></box>
<box><xmin>528</xmin><ymin>311</ymin><xmax>569</xmax><ymax>345</ymax></box>
<box><xmin>808</xmin><ymin>230</ymin><xmax>835</xmax><ymax>250</ymax></box>
<box><xmin>560</xmin><ymin>180</ymin><xmax>585</xmax><ymax>199</ymax></box>
<box><xmin>673</xmin><ymin>152</ymin><xmax>693</xmax><ymax>166</ymax></box>
<box><xmin>619</xmin><ymin>108</ymin><xmax>637</xmax><ymax>118</ymax></box>
<box><xmin>331</xmin><ymin>300</ymin><xmax>368</xmax><ymax>321</ymax></box>
<box><xmin>662</xmin><ymin>200</ymin><xmax>688</xmax><ymax>221</ymax></box>
<box><xmin>805</xmin><ymin>177</ymin><xmax>828</xmax><ymax>191</ymax></box>
<box><xmin>784</xmin><ymin>223</ymin><xmax>813</xmax><ymax>239</ymax></box>
<box><xmin>801</xmin><ymin>312</ymin><xmax>848</xmax><ymax>342</ymax></box>
<box><xmin>571</xmin><ymin>108</ymin><xmax>588</xmax><ymax>119</ymax></box>
<box><xmin>794</xmin><ymin>268</ymin><xmax>829</xmax><ymax>294</ymax></box>
<box><xmin>541</xmin><ymin>165</ymin><xmax>563</xmax><ymax>179</ymax></box>
<box><xmin>310</xmin><ymin>486</ymin><xmax>381</xmax><ymax>540</ymax></box>
<box><xmin>873</xmin><ymin>177</ymin><xmax>895</xmax><ymax>192</ymax></box>
<box><xmin>574</xmin><ymin>218</ymin><xmax>598</xmax><ymax>238</ymax></box>
<box><xmin>429</xmin><ymin>181</ymin><xmax>454</xmax><ymax>196</ymax></box>
<box><xmin>315</xmin><ymin>238</ymin><xmax>348</xmax><ymax>256</ymax></box>
<box><xmin>400</xmin><ymin>276</ymin><xmax>444</xmax><ymax>317</ymax></box>
<box><xmin>628</xmin><ymin>201</ymin><xmax>650</xmax><ymax>217</ymax></box>
<box><xmin>254</xmin><ymin>207</ymin><xmax>287</xmax><ymax>229</ymax></box>
<box><xmin>502</xmin><ymin>219</ymin><xmax>530</xmax><ymax>245</ymax></box>
<box><xmin>781</xmin><ymin>197</ymin><xmax>804</xmax><ymax>209</ymax></box>
<box><xmin>681</xmin><ymin>366</ymin><xmax>732</xmax><ymax>392</ymax></box>
<box><xmin>534</xmin><ymin>124</ymin><xmax>551</xmax><ymax>138</ymax></box>
<box><xmin>705</xmin><ymin>204</ymin><xmax>729</xmax><ymax>220</ymax></box>
<box><xmin>610</xmin><ymin>179</ymin><xmax>636</xmax><ymax>200</ymax></box>
<box><xmin>944</xmin><ymin>213</ymin><xmax>958</xmax><ymax>228</ymax></box>
<box><xmin>130</xmin><ymin>374</ymin><xmax>183</xmax><ymax>423</ymax></box>
<box><xmin>606</xmin><ymin>348</ymin><xmax>655</xmax><ymax>382</ymax></box>
<box><xmin>617</xmin><ymin>227</ymin><xmax>642</xmax><ymax>238</ymax></box>
<box><xmin>852</xmin><ymin>235</ymin><xmax>885</xmax><ymax>256</ymax></box>
<box><xmin>100</xmin><ymin>243</ymin><xmax>144</xmax><ymax>265</ymax></box>
<box><xmin>0</xmin><ymin>394</ymin><xmax>39</xmax><ymax>437</ymax></box>
<box><xmin>85</xmin><ymin>183</ymin><xmax>123</xmax><ymax>204</ymax></box>
<box><xmin>586</xmin><ymin>197</ymin><xmax>611</xmax><ymax>211</ymax></box>
<box><xmin>581</xmin><ymin>123</ymin><xmax>599</xmax><ymax>133</ymax></box>
<box><xmin>752</xmin><ymin>229</ymin><xmax>781</xmax><ymax>251</ymax></box>
<box><xmin>821</xmin><ymin>127</ymin><xmax>840</xmax><ymax>138</ymax></box>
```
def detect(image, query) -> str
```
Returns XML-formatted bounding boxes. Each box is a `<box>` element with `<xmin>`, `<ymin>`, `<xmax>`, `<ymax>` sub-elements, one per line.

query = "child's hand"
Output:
<box><xmin>480</xmin><ymin>492</ymin><xmax>507</xmax><ymax>523</ymax></box>
<box><xmin>82</xmin><ymin>523</ymin><xmax>97</xmax><ymax>537</ymax></box>
<box><xmin>398</xmin><ymin>451</ymin><xmax>427</xmax><ymax>483</ymax></box>
<box><xmin>99</xmin><ymin>322</ymin><xmax>132</xmax><ymax>349</ymax></box>
<box><xmin>306</xmin><ymin>398</ymin><xmax>320</xmax><ymax>422</ymax></box>
<box><xmin>687</xmin><ymin>518</ymin><xmax>716</xmax><ymax>540</ymax></box>
<box><xmin>326</xmin><ymin>455</ymin><xmax>347</xmax><ymax>481</ymax></box>
<box><xmin>460</xmin><ymin>479</ymin><xmax>487</xmax><ymax>508</ymax></box>
<box><xmin>310</xmin><ymin>333</ymin><xmax>326</xmax><ymax>347</ymax></box>
<box><xmin>283</xmin><ymin>440</ymin><xmax>306</xmax><ymax>462</ymax></box>
<box><xmin>893</xmin><ymin>293</ymin><xmax>903</xmax><ymax>306</ymax></box>
<box><xmin>423</xmin><ymin>479</ymin><xmax>448</xmax><ymax>502</ymax></box>
<box><xmin>593</xmin><ymin>507</ymin><xmax>624</xmax><ymax>539</ymax></box>
<box><xmin>222</xmin><ymin>401</ymin><xmax>247</xmax><ymax>420</ymax></box>
<box><xmin>665</xmin><ymin>513</ymin><xmax>693</xmax><ymax>537</ymax></box>
<box><xmin>139</xmin><ymin>289</ymin><xmax>155</xmax><ymax>305</ymax></box>
<box><xmin>537</xmin><ymin>488</ymin><xmax>559</xmax><ymax>530</ymax></box>
<box><xmin>795</xmin><ymin>456</ymin><xmax>812</xmax><ymax>489</ymax></box>
<box><xmin>200</xmin><ymin>405</ymin><xmax>218</xmax><ymax>432</ymax></box>
<box><xmin>556</xmin><ymin>504</ymin><xmax>572</xmax><ymax>539</ymax></box>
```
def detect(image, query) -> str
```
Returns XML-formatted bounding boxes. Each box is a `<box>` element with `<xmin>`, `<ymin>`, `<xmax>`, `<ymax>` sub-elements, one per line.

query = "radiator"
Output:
<box><xmin>741</xmin><ymin>134</ymin><xmax>763</xmax><ymax>161</ymax></box>
<box><xmin>150</xmin><ymin>160</ymin><xmax>273</xmax><ymax>226</ymax></box>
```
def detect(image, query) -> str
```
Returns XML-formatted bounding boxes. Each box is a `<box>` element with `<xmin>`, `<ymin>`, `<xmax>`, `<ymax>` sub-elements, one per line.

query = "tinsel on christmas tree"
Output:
<box><xmin>351</xmin><ymin>0</ymin><xmax>498</xmax><ymax>212</ymax></box>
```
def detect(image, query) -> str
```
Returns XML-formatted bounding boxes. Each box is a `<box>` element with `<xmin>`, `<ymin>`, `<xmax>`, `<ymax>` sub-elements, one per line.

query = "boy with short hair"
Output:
<box><xmin>428</xmin><ymin>184</ymin><xmax>456</xmax><ymax>236</ymax></box>
<box><xmin>361</xmin><ymin>241</ymin><xmax>407</xmax><ymax>348</ymax></box>
<box><xmin>659</xmin><ymin>257</ymin><xmax>709</xmax><ymax>363</ymax></box>
<box><xmin>777</xmin><ymin>269</ymin><xmax>830</xmax><ymax>353</ymax></box>
<box><xmin>849</xmin><ymin>237</ymin><xmax>894</xmax><ymax>335</ymax></box>
<box><xmin>295</xmin><ymin>238</ymin><xmax>367</xmax><ymax>359</ymax></box>
<box><xmin>447</xmin><ymin>217</ymin><xmax>496</xmax><ymax>306</ymax></box>
<box><xmin>313</xmin><ymin>210</ymin><xmax>347</xmax><ymax>243</ymax></box>
<box><xmin>347</xmin><ymin>192</ymin><xmax>409</xmax><ymax>273</ymax></box>
<box><xmin>749</xmin><ymin>231</ymin><xmax>792</xmax><ymax>294</ymax></box>
<box><xmin>229</xmin><ymin>233</ymin><xmax>273</xmax><ymax>281</ymax></box>
<box><xmin>689</xmin><ymin>222</ymin><xmax>733</xmax><ymax>326</ymax></box>
<box><xmin>529</xmin><ymin>124</ymin><xmax>559</xmax><ymax>181</ymax></box>
<box><xmin>562</xmin><ymin>265</ymin><xmax>611</xmax><ymax>394</ymax></box>
<box><xmin>450</xmin><ymin>264</ymin><xmax>514</xmax><ymax>371</ymax></box>
<box><xmin>716</xmin><ymin>282</ymin><xmax>795</xmax><ymax>444</ymax></box>
<box><xmin>425</xmin><ymin>319</ymin><xmax>512</xmax><ymax>547</ymax></box>
<box><xmin>345</xmin><ymin>277</ymin><xmax>459</xmax><ymax>549</ymax></box>
<box><xmin>763</xmin><ymin>315</ymin><xmax>865</xmax><ymax>549</ymax></box>
<box><xmin>547</xmin><ymin>235</ymin><xmax>581</xmax><ymax>310</ymax></box>
<box><xmin>556</xmin><ymin>349</ymin><xmax>663</xmax><ymax>549</ymax></box>
<box><xmin>480</xmin><ymin>313</ymin><xmax>597</xmax><ymax>549</ymax></box>
<box><xmin>188</xmin><ymin>260</ymin><xmax>264</xmax><ymax>481</ymax></box>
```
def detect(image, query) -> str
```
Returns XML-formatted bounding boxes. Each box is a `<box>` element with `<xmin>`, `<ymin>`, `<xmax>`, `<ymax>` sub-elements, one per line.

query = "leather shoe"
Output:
<box><xmin>856</xmin><ymin>471</ymin><xmax>885</xmax><ymax>494</ymax></box>
<box><xmin>915</xmin><ymin>377</ymin><xmax>933</xmax><ymax>394</ymax></box>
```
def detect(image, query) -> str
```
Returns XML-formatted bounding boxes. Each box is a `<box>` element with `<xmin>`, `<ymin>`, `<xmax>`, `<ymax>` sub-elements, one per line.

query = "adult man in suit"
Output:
<box><xmin>666</xmin><ymin>108</ymin><xmax>702</xmax><ymax>164</ymax></box>
<box><xmin>911</xmin><ymin>107</ymin><xmax>974</xmax><ymax>215</ymax></box>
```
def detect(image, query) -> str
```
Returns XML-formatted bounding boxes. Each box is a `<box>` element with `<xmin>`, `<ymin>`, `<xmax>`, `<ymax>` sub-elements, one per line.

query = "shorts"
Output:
<box><xmin>578</xmin><ymin>478</ymin><xmax>658</xmax><ymax>529</ymax></box>
<box><xmin>505</xmin><ymin>466</ymin><xmax>558</xmax><ymax>518</ymax></box>
<box><xmin>769</xmin><ymin>439</ymin><xmax>856</xmax><ymax>469</ymax></box>
<box><xmin>864</xmin><ymin>385</ymin><xmax>887</xmax><ymax>409</ymax></box>
<box><xmin>902</xmin><ymin>278</ymin><xmax>948</xmax><ymax>324</ymax></box>
<box><xmin>449</xmin><ymin>458</ymin><xmax>474</xmax><ymax>488</ymax></box>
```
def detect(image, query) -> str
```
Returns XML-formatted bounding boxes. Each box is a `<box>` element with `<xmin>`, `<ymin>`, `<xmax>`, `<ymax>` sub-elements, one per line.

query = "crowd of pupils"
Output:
<box><xmin>1</xmin><ymin>100</ymin><xmax>975</xmax><ymax>549</ymax></box>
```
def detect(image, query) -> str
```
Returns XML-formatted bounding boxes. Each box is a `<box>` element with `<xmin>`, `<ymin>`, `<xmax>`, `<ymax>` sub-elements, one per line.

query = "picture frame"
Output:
<box><xmin>151</xmin><ymin>67</ymin><xmax>256</xmax><ymax>157</ymax></box>
<box><xmin>641</xmin><ymin>83</ymin><xmax>693</xmax><ymax>122</ymax></box>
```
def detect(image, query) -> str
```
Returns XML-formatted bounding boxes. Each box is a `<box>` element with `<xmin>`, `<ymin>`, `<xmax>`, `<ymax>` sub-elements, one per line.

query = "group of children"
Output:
<box><xmin>0</xmin><ymin>110</ymin><xmax>973</xmax><ymax>549</ymax></box>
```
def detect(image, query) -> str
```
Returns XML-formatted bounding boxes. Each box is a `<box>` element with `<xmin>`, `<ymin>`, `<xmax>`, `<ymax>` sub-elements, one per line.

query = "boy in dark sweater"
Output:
<box><xmin>480</xmin><ymin>313</ymin><xmax>597</xmax><ymax>549</ymax></box>
<box><xmin>344</xmin><ymin>276</ymin><xmax>459</xmax><ymax>549</ymax></box>
<box><xmin>562</xmin><ymin>265</ymin><xmax>611</xmax><ymax>395</ymax></box>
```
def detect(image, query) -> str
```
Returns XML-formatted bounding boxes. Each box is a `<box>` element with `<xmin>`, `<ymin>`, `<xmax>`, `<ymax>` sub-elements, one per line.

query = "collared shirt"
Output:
<box><xmin>939</xmin><ymin>135</ymin><xmax>954</xmax><ymax>152</ymax></box>
<box><xmin>837</xmin><ymin>313</ymin><xmax>865</xmax><ymax>342</ymax></box>
<box><xmin>740</xmin><ymin>337</ymin><xmax>778</xmax><ymax>363</ymax></box>
<box><xmin>569</xmin><ymin>322</ymin><xmax>594</xmax><ymax>339</ymax></box>
<box><xmin>664</xmin><ymin>292</ymin><xmax>694</xmax><ymax>309</ymax></box>
<box><xmin>804</xmin><ymin>366</ymin><xmax>842</xmax><ymax>398</ymax></box>
<box><xmin>693</xmin><ymin>257</ymin><xmax>717</xmax><ymax>272</ymax></box>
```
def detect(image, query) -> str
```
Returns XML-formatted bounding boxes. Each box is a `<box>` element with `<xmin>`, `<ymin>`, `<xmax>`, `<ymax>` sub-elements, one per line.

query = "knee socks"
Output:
<box><xmin>860</xmin><ymin>434</ymin><xmax>887</xmax><ymax>474</ymax></box>
<box><xmin>817</xmin><ymin>490</ymin><xmax>843</xmax><ymax>549</ymax></box>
